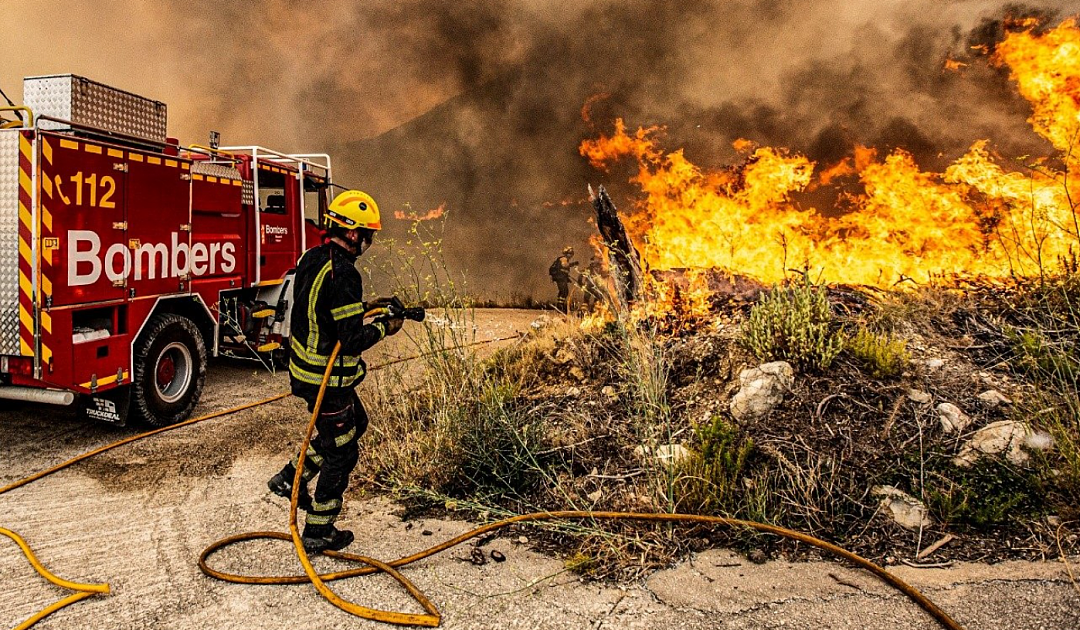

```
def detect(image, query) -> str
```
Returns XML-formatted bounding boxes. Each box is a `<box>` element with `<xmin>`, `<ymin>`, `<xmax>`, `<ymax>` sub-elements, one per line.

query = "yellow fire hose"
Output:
<box><xmin>2</xmin><ymin>332</ymin><xmax>967</xmax><ymax>630</ymax></box>
<box><xmin>199</xmin><ymin>341</ymin><xmax>967</xmax><ymax>630</ymax></box>
<box><xmin>0</xmin><ymin>394</ymin><xmax>290</xmax><ymax>630</ymax></box>
<box><xmin>0</xmin><ymin>528</ymin><xmax>108</xmax><ymax>630</ymax></box>
<box><xmin>0</xmin><ymin>334</ymin><xmax>520</xmax><ymax>629</ymax></box>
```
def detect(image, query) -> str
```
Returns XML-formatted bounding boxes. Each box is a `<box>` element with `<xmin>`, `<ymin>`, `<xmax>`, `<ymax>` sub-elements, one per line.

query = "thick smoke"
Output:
<box><xmin>3</xmin><ymin>0</ymin><xmax>1075</xmax><ymax>299</ymax></box>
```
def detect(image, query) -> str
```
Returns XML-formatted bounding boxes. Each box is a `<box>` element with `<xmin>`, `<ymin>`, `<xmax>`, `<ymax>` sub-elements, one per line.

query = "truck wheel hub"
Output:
<box><xmin>155</xmin><ymin>342</ymin><xmax>192</xmax><ymax>403</ymax></box>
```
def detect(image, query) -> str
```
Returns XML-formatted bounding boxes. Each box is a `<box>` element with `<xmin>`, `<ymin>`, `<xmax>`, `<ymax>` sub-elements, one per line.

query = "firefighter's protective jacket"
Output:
<box><xmin>289</xmin><ymin>241</ymin><xmax>386</xmax><ymax>400</ymax></box>
<box><xmin>550</xmin><ymin>255</ymin><xmax>573</xmax><ymax>282</ymax></box>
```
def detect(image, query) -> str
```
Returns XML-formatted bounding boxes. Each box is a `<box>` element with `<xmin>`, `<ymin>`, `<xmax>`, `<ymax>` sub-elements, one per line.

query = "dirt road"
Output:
<box><xmin>2</xmin><ymin>309</ymin><xmax>1077</xmax><ymax>630</ymax></box>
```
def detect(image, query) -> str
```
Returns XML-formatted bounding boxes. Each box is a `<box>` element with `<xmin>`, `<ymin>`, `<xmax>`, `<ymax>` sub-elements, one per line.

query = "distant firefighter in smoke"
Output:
<box><xmin>579</xmin><ymin>256</ymin><xmax>606</xmax><ymax>312</ymax></box>
<box><xmin>549</xmin><ymin>246</ymin><xmax>578</xmax><ymax>311</ymax></box>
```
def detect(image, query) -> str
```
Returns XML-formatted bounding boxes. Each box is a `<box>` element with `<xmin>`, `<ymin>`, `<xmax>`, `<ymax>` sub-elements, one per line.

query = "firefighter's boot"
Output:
<box><xmin>268</xmin><ymin>471</ymin><xmax>313</xmax><ymax>512</ymax></box>
<box><xmin>302</xmin><ymin>526</ymin><xmax>355</xmax><ymax>554</ymax></box>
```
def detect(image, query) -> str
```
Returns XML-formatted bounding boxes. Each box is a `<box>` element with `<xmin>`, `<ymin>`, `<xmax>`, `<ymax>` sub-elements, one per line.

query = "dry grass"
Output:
<box><xmin>364</xmin><ymin>311</ymin><xmax>545</xmax><ymax>496</ymax></box>
<box><xmin>865</xmin><ymin>285</ymin><xmax>968</xmax><ymax>336</ymax></box>
<box><xmin>358</xmin><ymin>219</ymin><xmax>1080</xmax><ymax>574</ymax></box>
<box><xmin>999</xmin><ymin>273</ymin><xmax>1080</xmax><ymax>519</ymax></box>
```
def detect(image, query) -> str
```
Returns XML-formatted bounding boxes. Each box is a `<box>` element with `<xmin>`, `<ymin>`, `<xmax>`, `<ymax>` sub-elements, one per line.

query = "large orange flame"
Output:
<box><xmin>580</xmin><ymin>19</ymin><xmax>1080</xmax><ymax>312</ymax></box>
<box><xmin>993</xmin><ymin>18</ymin><xmax>1080</xmax><ymax>155</ymax></box>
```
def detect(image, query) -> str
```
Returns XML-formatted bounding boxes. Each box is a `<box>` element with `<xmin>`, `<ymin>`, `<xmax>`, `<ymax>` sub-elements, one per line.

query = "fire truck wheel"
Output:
<box><xmin>132</xmin><ymin>313</ymin><xmax>207</xmax><ymax>426</ymax></box>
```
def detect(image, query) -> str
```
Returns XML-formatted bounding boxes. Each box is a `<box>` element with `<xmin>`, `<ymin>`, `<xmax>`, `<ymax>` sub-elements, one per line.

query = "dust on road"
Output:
<box><xmin>1</xmin><ymin>309</ymin><xmax>1077</xmax><ymax>630</ymax></box>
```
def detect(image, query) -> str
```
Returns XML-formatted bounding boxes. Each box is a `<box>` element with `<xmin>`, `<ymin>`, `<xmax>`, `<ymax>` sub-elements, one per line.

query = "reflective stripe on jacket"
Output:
<box><xmin>288</xmin><ymin>241</ymin><xmax>386</xmax><ymax>399</ymax></box>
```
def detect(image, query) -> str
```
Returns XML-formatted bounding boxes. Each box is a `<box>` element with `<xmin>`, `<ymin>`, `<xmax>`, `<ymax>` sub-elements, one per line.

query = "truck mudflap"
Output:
<box><xmin>76</xmin><ymin>386</ymin><xmax>131</xmax><ymax>425</ymax></box>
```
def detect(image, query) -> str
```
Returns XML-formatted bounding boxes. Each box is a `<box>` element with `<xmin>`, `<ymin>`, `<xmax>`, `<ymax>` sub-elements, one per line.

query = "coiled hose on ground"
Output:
<box><xmin>2</xmin><ymin>334</ymin><xmax>966</xmax><ymax>630</ymax></box>
<box><xmin>0</xmin><ymin>334</ymin><xmax>517</xmax><ymax>630</ymax></box>
<box><xmin>199</xmin><ymin>341</ymin><xmax>967</xmax><ymax>630</ymax></box>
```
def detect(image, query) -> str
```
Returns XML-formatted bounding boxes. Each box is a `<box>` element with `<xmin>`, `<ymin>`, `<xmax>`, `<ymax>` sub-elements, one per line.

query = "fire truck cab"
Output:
<box><xmin>0</xmin><ymin>75</ymin><xmax>330</xmax><ymax>426</ymax></box>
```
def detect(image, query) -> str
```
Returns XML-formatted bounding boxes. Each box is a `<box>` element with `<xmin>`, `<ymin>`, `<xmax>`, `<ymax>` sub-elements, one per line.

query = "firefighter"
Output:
<box><xmin>579</xmin><ymin>256</ymin><xmax>606</xmax><ymax>312</ymax></box>
<box><xmin>548</xmin><ymin>246</ymin><xmax>578</xmax><ymax>312</ymax></box>
<box><xmin>267</xmin><ymin>190</ymin><xmax>403</xmax><ymax>554</ymax></box>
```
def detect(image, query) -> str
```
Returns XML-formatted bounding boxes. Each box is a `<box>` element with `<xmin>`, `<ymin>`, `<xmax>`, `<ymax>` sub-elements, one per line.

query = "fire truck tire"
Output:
<box><xmin>132</xmin><ymin>314</ymin><xmax>207</xmax><ymax>427</ymax></box>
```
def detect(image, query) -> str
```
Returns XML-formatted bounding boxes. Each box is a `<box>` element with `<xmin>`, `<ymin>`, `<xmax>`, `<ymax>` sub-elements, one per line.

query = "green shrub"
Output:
<box><xmin>366</xmin><ymin>329</ymin><xmax>553</xmax><ymax>500</ymax></box>
<box><xmin>450</xmin><ymin>381</ymin><xmax>548</xmax><ymax>496</ymax></box>
<box><xmin>1006</xmin><ymin>327</ymin><xmax>1080</xmax><ymax>384</ymax></box>
<box><xmin>672</xmin><ymin>415</ymin><xmax>755</xmax><ymax>515</ymax></box>
<box><xmin>923</xmin><ymin>459</ymin><xmax>1047</xmax><ymax>528</ymax></box>
<box><xmin>740</xmin><ymin>279</ymin><xmax>843</xmax><ymax>371</ymax></box>
<box><xmin>846</xmin><ymin>327</ymin><xmax>910</xmax><ymax>379</ymax></box>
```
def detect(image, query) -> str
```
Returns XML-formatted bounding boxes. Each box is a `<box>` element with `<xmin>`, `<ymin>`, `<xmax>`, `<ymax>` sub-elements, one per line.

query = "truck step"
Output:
<box><xmin>252</xmin><ymin>309</ymin><xmax>276</xmax><ymax>319</ymax></box>
<box><xmin>256</xmin><ymin>342</ymin><xmax>281</xmax><ymax>352</ymax></box>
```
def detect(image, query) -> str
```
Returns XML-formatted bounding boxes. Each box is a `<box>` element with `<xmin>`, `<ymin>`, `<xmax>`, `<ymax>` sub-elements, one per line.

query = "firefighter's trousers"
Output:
<box><xmin>279</xmin><ymin>390</ymin><xmax>367</xmax><ymax>534</ymax></box>
<box><xmin>555</xmin><ymin>278</ymin><xmax>570</xmax><ymax>311</ymax></box>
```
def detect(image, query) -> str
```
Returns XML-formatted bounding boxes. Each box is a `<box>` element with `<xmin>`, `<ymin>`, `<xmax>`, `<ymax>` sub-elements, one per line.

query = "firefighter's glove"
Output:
<box><xmin>384</xmin><ymin>316</ymin><xmax>405</xmax><ymax>337</ymax></box>
<box><xmin>368</xmin><ymin>296</ymin><xmax>396</xmax><ymax>308</ymax></box>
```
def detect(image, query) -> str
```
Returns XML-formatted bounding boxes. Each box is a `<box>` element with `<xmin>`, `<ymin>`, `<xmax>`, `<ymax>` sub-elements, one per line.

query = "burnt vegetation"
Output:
<box><xmin>359</xmin><ymin>266</ymin><xmax>1080</xmax><ymax>577</ymax></box>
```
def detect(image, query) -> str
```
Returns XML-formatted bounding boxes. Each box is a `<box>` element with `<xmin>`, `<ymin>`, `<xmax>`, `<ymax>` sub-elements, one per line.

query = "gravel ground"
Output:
<box><xmin>2</xmin><ymin>309</ymin><xmax>1078</xmax><ymax>630</ymax></box>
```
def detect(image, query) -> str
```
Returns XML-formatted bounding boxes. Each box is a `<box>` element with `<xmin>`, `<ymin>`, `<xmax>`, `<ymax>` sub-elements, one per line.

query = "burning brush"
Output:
<box><xmin>581</xmin><ymin>19</ymin><xmax>1080</xmax><ymax>323</ymax></box>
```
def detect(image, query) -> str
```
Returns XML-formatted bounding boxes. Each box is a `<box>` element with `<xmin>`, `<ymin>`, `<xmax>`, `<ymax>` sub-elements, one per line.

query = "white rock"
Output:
<box><xmin>907</xmin><ymin>389</ymin><xmax>932</xmax><ymax>404</ymax></box>
<box><xmin>633</xmin><ymin>444</ymin><xmax>692</xmax><ymax>467</ymax></box>
<box><xmin>601</xmin><ymin>385</ymin><xmax>618</xmax><ymax>399</ymax></box>
<box><xmin>656</xmin><ymin>444</ymin><xmax>691</xmax><ymax>465</ymax></box>
<box><xmin>937</xmin><ymin>403</ymin><xmax>972</xmax><ymax>434</ymax></box>
<box><xmin>977</xmin><ymin>390</ymin><xmax>1012</xmax><ymax>408</ymax></box>
<box><xmin>529</xmin><ymin>315</ymin><xmax>553</xmax><ymax>330</ymax></box>
<box><xmin>925</xmin><ymin>358</ymin><xmax>945</xmax><ymax>369</ymax></box>
<box><xmin>954</xmin><ymin>420</ymin><xmax>1034</xmax><ymax>467</ymax></box>
<box><xmin>872</xmin><ymin>486</ymin><xmax>933</xmax><ymax>531</ymax></box>
<box><xmin>565</xmin><ymin>386</ymin><xmax>581</xmax><ymax>397</ymax></box>
<box><xmin>729</xmin><ymin>361</ymin><xmax>794</xmax><ymax>421</ymax></box>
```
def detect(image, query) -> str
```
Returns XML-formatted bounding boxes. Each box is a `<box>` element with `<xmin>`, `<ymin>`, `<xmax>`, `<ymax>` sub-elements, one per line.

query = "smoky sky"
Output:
<box><xmin>3</xmin><ymin>0</ymin><xmax>1076</xmax><ymax>299</ymax></box>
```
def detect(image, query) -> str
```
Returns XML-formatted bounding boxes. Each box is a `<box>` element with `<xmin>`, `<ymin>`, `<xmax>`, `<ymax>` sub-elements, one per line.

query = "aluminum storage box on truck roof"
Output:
<box><xmin>22</xmin><ymin>74</ymin><xmax>167</xmax><ymax>144</ymax></box>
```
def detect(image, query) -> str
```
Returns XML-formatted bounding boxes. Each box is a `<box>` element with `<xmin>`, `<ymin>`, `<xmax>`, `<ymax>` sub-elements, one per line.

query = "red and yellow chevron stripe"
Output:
<box><xmin>14</xmin><ymin>131</ymin><xmax>53</xmax><ymax>367</ymax></box>
<box><xmin>17</xmin><ymin>132</ymin><xmax>34</xmax><ymax>357</ymax></box>
<box><xmin>38</xmin><ymin>135</ymin><xmax>53</xmax><ymax>366</ymax></box>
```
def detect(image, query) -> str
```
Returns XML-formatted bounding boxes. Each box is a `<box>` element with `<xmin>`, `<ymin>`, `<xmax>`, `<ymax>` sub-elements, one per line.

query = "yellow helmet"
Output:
<box><xmin>327</xmin><ymin>190</ymin><xmax>381</xmax><ymax>231</ymax></box>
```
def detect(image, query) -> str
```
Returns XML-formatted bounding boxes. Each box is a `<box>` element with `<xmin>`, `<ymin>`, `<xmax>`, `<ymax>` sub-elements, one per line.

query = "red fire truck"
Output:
<box><xmin>0</xmin><ymin>75</ymin><xmax>330</xmax><ymax>426</ymax></box>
